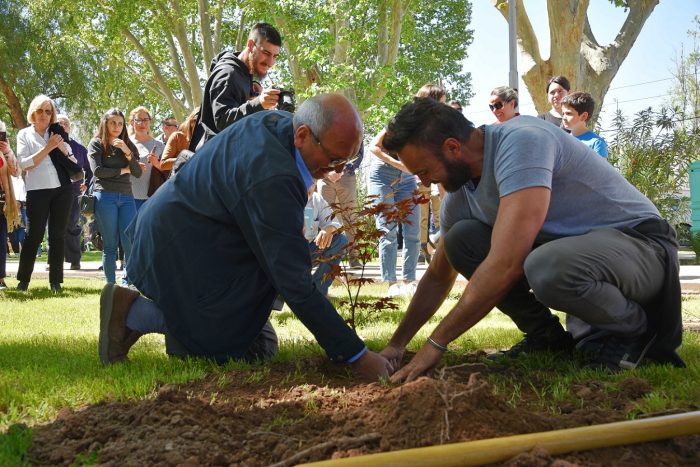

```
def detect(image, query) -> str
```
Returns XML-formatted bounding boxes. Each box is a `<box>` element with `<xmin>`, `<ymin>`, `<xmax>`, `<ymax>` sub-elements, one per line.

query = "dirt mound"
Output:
<box><xmin>27</xmin><ymin>362</ymin><xmax>699</xmax><ymax>466</ymax></box>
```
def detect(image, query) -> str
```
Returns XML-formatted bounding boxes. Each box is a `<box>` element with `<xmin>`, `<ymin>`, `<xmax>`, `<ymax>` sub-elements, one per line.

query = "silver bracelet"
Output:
<box><xmin>427</xmin><ymin>336</ymin><xmax>449</xmax><ymax>352</ymax></box>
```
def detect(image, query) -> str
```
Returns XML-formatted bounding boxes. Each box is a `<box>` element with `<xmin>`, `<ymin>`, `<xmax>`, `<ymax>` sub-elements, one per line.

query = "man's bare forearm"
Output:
<box><xmin>388</xmin><ymin>247</ymin><xmax>457</xmax><ymax>349</ymax></box>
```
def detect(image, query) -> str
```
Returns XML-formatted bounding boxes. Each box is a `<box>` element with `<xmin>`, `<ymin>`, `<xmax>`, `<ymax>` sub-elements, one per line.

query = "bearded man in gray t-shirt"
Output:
<box><xmin>377</xmin><ymin>98</ymin><xmax>684</xmax><ymax>382</ymax></box>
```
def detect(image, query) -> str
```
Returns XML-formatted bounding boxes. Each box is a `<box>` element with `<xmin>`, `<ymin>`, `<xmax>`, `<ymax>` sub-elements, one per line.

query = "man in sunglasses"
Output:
<box><xmin>98</xmin><ymin>94</ymin><xmax>391</xmax><ymax>381</ymax></box>
<box><xmin>379</xmin><ymin>98</ymin><xmax>684</xmax><ymax>382</ymax></box>
<box><xmin>190</xmin><ymin>22</ymin><xmax>282</xmax><ymax>151</ymax></box>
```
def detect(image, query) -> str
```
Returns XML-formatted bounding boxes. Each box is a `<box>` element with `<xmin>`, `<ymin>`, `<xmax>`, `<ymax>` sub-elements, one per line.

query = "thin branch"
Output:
<box><xmin>269</xmin><ymin>433</ymin><xmax>381</xmax><ymax>467</ymax></box>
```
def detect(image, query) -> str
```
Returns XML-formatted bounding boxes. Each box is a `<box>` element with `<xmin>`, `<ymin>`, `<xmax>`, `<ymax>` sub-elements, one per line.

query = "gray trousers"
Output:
<box><xmin>443</xmin><ymin>220</ymin><xmax>665</xmax><ymax>340</ymax></box>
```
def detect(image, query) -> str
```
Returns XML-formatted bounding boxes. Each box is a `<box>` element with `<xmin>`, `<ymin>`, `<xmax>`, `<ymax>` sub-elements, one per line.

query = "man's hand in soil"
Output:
<box><xmin>352</xmin><ymin>350</ymin><xmax>393</xmax><ymax>381</ymax></box>
<box><xmin>389</xmin><ymin>344</ymin><xmax>442</xmax><ymax>383</ymax></box>
<box><xmin>379</xmin><ymin>345</ymin><xmax>404</xmax><ymax>374</ymax></box>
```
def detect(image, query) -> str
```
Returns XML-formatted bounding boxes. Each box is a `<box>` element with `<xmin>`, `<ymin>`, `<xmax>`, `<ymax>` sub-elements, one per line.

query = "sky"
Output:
<box><xmin>460</xmin><ymin>0</ymin><xmax>700</xmax><ymax>128</ymax></box>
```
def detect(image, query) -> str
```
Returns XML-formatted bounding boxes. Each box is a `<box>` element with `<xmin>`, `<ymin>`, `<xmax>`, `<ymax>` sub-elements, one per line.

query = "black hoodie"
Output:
<box><xmin>189</xmin><ymin>51</ymin><xmax>266</xmax><ymax>151</ymax></box>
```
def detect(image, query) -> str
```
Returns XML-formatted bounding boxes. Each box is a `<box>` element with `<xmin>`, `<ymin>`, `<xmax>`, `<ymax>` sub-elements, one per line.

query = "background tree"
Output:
<box><xmin>608</xmin><ymin>107</ymin><xmax>698</xmax><ymax>231</ymax></box>
<box><xmin>0</xmin><ymin>0</ymin><xmax>91</xmax><ymax>136</ymax></box>
<box><xmin>3</xmin><ymin>0</ymin><xmax>474</xmax><ymax>141</ymax></box>
<box><xmin>492</xmin><ymin>0</ymin><xmax>659</xmax><ymax>126</ymax></box>
<box><xmin>670</xmin><ymin>15</ymin><xmax>700</xmax><ymax>132</ymax></box>
<box><xmin>262</xmin><ymin>0</ymin><xmax>474</xmax><ymax>132</ymax></box>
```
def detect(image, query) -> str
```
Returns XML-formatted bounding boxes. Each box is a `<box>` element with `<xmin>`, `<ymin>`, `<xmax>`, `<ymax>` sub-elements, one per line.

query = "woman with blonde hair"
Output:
<box><xmin>16</xmin><ymin>95</ymin><xmax>76</xmax><ymax>292</ymax></box>
<box><xmin>88</xmin><ymin>108</ymin><xmax>142</xmax><ymax>284</ymax></box>
<box><xmin>128</xmin><ymin>106</ymin><xmax>164</xmax><ymax>210</ymax></box>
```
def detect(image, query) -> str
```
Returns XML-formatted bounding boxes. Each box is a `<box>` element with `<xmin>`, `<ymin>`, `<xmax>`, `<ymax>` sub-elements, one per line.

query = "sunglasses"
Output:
<box><xmin>308</xmin><ymin>127</ymin><xmax>359</xmax><ymax>168</ymax></box>
<box><xmin>35</xmin><ymin>108</ymin><xmax>53</xmax><ymax>116</ymax></box>
<box><xmin>489</xmin><ymin>101</ymin><xmax>506</xmax><ymax>111</ymax></box>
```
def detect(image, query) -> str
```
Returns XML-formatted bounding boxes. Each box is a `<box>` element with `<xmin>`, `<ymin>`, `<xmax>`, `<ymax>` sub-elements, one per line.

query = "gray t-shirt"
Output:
<box><xmin>441</xmin><ymin>116</ymin><xmax>660</xmax><ymax>241</ymax></box>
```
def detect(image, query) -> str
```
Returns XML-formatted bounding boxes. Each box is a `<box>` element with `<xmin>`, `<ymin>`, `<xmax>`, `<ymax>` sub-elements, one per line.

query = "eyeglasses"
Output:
<box><xmin>35</xmin><ymin>108</ymin><xmax>53</xmax><ymax>116</ymax></box>
<box><xmin>254</xmin><ymin>43</ymin><xmax>280</xmax><ymax>60</ymax></box>
<box><xmin>163</xmin><ymin>123</ymin><xmax>178</xmax><ymax>128</ymax></box>
<box><xmin>307</xmin><ymin>126</ymin><xmax>359</xmax><ymax>168</ymax></box>
<box><xmin>489</xmin><ymin>101</ymin><xmax>505</xmax><ymax>111</ymax></box>
<box><xmin>134</xmin><ymin>118</ymin><xmax>151</xmax><ymax>124</ymax></box>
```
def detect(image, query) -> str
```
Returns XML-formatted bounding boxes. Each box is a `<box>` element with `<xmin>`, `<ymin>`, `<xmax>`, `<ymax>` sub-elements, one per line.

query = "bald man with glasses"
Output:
<box><xmin>99</xmin><ymin>95</ymin><xmax>392</xmax><ymax>381</ymax></box>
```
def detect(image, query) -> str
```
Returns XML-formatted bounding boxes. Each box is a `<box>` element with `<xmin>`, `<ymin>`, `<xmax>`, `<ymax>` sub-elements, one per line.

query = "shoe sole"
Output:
<box><xmin>98</xmin><ymin>283</ymin><xmax>117</xmax><ymax>365</ymax></box>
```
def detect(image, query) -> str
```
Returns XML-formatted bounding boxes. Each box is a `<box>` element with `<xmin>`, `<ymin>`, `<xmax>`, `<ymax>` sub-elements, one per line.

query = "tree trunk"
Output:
<box><xmin>165</xmin><ymin>33</ymin><xmax>194</xmax><ymax>110</ymax></box>
<box><xmin>169</xmin><ymin>0</ymin><xmax>203</xmax><ymax>107</ymax></box>
<box><xmin>198</xmin><ymin>0</ymin><xmax>215</xmax><ymax>71</ymax></box>
<box><xmin>492</xmin><ymin>0</ymin><xmax>659</xmax><ymax>126</ymax></box>
<box><xmin>0</xmin><ymin>77</ymin><xmax>27</xmax><ymax>129</ymax></box>
<box><xmin>122</xmin><ymin>28</ymin><xmax>188</xmax><ymax>119</ymax></box>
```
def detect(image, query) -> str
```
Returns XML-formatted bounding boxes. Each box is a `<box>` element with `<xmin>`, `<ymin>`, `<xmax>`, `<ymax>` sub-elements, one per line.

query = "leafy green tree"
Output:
<box><xmin>670</xmin><ymin>15</ymin><xmax>700</xmax><ymax>132</ymax></box>
<box><xmin>0</xmin><ymin>0</ymin><xmax>91</xmax><ymax>134</ymax></box>
<box><xmin>5</xmin><ymin>0</ymin><xmax>474</xmax><ymax>139</ymax></box>
<box><xmin>261</xmin><ymin>0</ymin><xmax>474</xmax><ymax>132</ymax></box>
<box><xmin>608</xmin><ymin>106</ymin><xmax>699</xmax><ymax>228</ymax></box>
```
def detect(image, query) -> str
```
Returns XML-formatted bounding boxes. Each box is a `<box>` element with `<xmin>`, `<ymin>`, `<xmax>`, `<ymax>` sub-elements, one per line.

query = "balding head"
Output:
<box><xmin>294</xmin><ymin>94</ymin><xmax>362</xmax><ymax>138</ymax></box>
<box><xmin>293</xmin><ymin>94</ymin><xmax>363</xmax><ymax>179</ymax></box>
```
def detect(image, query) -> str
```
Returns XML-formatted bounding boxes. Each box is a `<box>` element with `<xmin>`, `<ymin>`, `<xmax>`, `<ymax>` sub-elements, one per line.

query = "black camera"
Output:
<box><xmin>275</xmin><ymin>87</ymin><xmax>296</xmax><ymax>113</ymax></box>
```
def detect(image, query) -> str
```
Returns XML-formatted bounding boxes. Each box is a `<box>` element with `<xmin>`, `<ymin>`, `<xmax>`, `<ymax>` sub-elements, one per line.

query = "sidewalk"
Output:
<box><xmin>5</xmin><ymin>253</ymin><xmax>700</xmax><ymax>293</ymax></box>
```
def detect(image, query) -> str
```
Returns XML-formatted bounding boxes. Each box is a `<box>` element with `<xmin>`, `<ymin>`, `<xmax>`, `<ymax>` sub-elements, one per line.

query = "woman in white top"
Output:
<box><xmin>16</xmin><ymin>95</ymin><xmax>76</xmax><ymax>292</ymax></box>
<box><xmin>128</xmin><ymin>106</ymin><xmax>164</xmax><ymax>211</ymax></box>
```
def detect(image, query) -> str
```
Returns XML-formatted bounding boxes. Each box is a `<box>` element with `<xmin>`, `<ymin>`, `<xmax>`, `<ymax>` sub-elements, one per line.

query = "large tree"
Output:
<box><xmin>0</xmin><ymin>0</ymin><xmax>91</xmax><ymax>133</ymax></box>
<box><xmin>492</xmin><ymin>0</ymin><xmax>658</xmax><ymax>125</ymax></box>
<box><xmin>261</xmin><ymin>0</ymin><xmax>473</xmax><ymax>131</ymax></box>
<box><xmin>4</xmin><ymin>0</ymin><xmax>474</xmax><ymax>139</ymax></box>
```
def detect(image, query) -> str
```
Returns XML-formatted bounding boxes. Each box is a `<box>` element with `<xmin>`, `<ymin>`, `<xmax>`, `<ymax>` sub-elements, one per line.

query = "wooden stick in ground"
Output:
<box><xmin>270</xmin><ymin>433</ymin><xmax>382</xmax><ymax>467</ymax></box>
<box><xmin>298</xmin><ymin>411</ymin><xmax>700</xmax><ymax>467</ymax></box>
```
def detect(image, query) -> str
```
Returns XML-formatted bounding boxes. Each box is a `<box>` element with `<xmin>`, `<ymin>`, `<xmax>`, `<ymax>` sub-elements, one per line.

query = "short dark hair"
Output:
<box><xmin>546</xmin><ymin>75</ymin><xmax>571</xmax><ymax>93</ymax></box>
<box><xmin>250</xmin><ymin>22</ymin><xmax>282</xmax><ymax>47</ymax></box>
<box><xmin>383</xmin><ymin>98</ymin><xmax>475</xmax><ymax>157</ymax></box>
<box><xmin>560</xmin><ymin>91</ymin><xmax>595</xmax><ymax>122</ymax></box>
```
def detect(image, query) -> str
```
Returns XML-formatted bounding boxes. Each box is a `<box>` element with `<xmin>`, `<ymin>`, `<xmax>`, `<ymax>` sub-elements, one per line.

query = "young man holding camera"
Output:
<box><xmin>189</xmin><ymin>22</ymin><xmax>283</xmax><ymax>151</ymax></box>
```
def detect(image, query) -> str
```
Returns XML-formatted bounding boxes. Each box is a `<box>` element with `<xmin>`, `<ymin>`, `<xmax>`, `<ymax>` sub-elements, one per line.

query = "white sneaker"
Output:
<box><xmin>387</xmin><ymin>282</ymin><xmax>417</xmax><ymax>298</ymax></box>
<box><xmin>387</xmin><ymin>283</ymin><xmax>404</xmax><ymax>297</ymax></box>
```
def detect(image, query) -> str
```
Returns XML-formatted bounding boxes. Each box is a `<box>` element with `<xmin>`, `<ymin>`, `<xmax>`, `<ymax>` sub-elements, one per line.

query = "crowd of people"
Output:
<box><xmin>1</xmin><ymin>21</ymin><xmax>684</xmax><ymax>381</ymax></box>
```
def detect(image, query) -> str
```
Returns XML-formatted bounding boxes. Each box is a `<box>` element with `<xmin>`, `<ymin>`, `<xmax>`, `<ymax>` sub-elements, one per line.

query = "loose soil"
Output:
<box><xmin>28</xmin><ymin>354</ymin><xmax>700</xmax><ymax>466</ymax></box>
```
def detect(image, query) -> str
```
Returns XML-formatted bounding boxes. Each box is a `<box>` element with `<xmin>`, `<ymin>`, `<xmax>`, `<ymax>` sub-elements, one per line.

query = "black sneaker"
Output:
<box><xmin>488</xmin><ymin>332</ymin><xmax>574</xmax><ymax>360</ymax></box>
<box><xmin>579</xmin><ymin>332</ymin><xmax>657</xmax><ymax>371</ymax></box>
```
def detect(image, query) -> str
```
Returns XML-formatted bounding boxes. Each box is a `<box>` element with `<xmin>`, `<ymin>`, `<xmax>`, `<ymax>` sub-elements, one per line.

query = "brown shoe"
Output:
<box><xmin>99</xmin><ymin>283</ymin><xmax>142</xmax><ymax>365</ymax></box>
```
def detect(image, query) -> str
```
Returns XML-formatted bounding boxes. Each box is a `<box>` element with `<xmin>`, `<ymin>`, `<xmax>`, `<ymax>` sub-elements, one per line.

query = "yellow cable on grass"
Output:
<box><xmin>300</xmin><ymin>411</ymin><xmax>700</xmax><ymax>467</ymax></box>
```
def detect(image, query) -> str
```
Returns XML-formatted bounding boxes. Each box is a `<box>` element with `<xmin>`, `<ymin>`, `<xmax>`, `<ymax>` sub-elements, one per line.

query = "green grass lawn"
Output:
<box><xmin>1</xmin><ymin>275</ymin><xmax>699</xmax><ymax>465</ymax></box>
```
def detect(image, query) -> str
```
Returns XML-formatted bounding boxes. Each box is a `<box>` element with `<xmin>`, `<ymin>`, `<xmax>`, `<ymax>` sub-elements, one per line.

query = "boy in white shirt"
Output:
<box><xmin>305</xmin><ymin>183</ymin><xmax>348</xmax><ymax>295</ymax></box>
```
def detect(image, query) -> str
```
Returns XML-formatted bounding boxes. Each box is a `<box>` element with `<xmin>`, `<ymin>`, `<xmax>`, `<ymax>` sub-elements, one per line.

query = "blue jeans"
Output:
<box><xmin>367</xmin><ymin>160</ymin><xmax>420</xmax><ymax>281</ymax></box>
<box><xmin>94</xmin><ymin>191</ymin><xmax>137</xmax><ymax>284</ymax></box>
<box><xmin>309</xmin><ymin>232</ymin><xmax>347</xmax><ymax>295</ymax></box>
<box><xmin>134</xmin><ymin>199</ymin><xmax>147</xmax><ymax>211</ymax></box>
